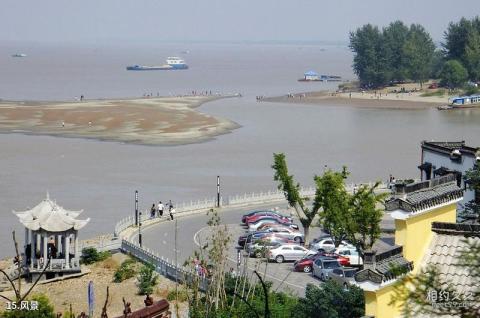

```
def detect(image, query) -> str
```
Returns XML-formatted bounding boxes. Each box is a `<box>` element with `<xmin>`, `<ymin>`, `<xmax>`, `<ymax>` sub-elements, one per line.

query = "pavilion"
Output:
<box><xmin>13</xmin><ymin>194</ymin><xmax>90</xmax><ymax>281</ymax></box>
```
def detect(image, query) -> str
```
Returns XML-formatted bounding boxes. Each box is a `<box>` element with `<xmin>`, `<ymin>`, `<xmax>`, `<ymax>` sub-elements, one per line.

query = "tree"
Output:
<box><xmin>349</xmin><ymin>24</ymin><xmax>389</xmax><ymax>88</ymax></box>
<box><xmin>443</xmin><ymin>17</ymin><xmax>480</xmax><ymax>65</ymax></box>
<box><xmin>294</xmin><ymin>281</ymin><xmax>365</xmax><ymax>318</ymax></box>
<box><xmin>430</xmin><ymin>50</ymin><xmax>446</xmax><ymax>79</ymax></box>
<box><xmin>440</xmin><ymin>60</ymin><xmax>469</xmax><ymax>89</ymax></box>
<box><xmin>137</xmin><ymin>263</ymin><xmax>158</xmax><ymax>295</ymax></box>
<box><xmin>383</xmin><ymin>21</ymin><xmax>410</xmax><ymax>82</ymax></box>
<box><xmin>391</xmin><ymin>239</ymin><xmax>480</xmax><ymax>317</ymax></box>
<box><xmin>403</xmin><ymin>24</ymin><xmax>436</xmax><ymax>87</ymax></box>
<box><xmin>465</xmin><ymin>30</ymin><xmax>480</xmax><ymax>82</ymax></box>
<box><xmin>315</xmin><ymin>168</ymin><xmax>351</xmax><ymax>247</ymax></box>
<box><xmin>272</xmin><ymin>153</ymin><xmax>320</xmax><ymax>244</ymax></box>
<box><xmin>345</xmin><ymin>183</ymin><xmax>387</xmax><ymax>260</ymax></box>
<box><xmin>461</xmin><ymin>164</ymin><xmax>480</xmax><ymax>223</ymax></box>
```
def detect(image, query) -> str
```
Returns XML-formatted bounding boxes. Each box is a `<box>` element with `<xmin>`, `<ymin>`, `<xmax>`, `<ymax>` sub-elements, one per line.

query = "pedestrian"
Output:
<box><xmin>150</xmin><ymin>203</ymin><xmax>156</xmax><ymax>218</ymax></box>
<box><xmin>157</xmin><ymin>201</ymin><xmax>164</xmax><ymax>218</ymax></box>
<box><xmin>169</xmin><ymin>205</ymin><xmax>175</xmax><ymax>220</ymax></box>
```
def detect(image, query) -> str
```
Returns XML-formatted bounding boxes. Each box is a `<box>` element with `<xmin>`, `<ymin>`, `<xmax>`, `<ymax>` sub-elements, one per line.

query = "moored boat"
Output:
<box><xmin>438</xmin><ymin>94</ymin><xmax>480</xmax><ymax>110</ymax></box>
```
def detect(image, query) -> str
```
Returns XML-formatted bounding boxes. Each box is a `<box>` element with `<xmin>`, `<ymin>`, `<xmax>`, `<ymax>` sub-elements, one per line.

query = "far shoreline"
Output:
<box><xmin>261</xmin><ymin>89</ymin><xmax>449</xmax><ymax>110</ymax></box>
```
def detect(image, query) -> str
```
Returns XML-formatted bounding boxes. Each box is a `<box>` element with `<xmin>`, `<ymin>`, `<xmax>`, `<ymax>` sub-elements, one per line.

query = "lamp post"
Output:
<box><xmin>135</xmin><ymin>190</ymin><xmax>139</xmax><ymax>226</ymax></box>
<box><xmin>217</xmin><ymin>175</ymin><xmax>221</xmax><ymax>208</ymax></box>
<box><xmin>139</xmin><ymin>210</ymin><xmax>143</xmax><ymax>247</ymax></box>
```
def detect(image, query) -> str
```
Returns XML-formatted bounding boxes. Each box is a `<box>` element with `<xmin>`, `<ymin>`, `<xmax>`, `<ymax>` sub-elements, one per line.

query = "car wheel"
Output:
<box><xmin>320</xmin><ymin>273</ymin><xmax>325</xmax><ymax>281</ymax></box>
<box><xmin>294</xmin><ymin>236</ymin><xmax>302</xmax><ymax>243</ymax></box>
<box><xmin>275</xmin><ymin>255</ymin><xmax>284</xmax><ymax>263</ymax></box>
<box><xmin>303</xmin><ymin>265</ymin><xmax>312</xmax><ymax>273</ymax></box>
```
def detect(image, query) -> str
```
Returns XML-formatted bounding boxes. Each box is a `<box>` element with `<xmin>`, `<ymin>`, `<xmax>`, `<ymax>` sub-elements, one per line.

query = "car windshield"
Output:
<box><xmin>323</xmin><ymin>261</ymin><xmax>340</xmax><ymax>269</ymax></box>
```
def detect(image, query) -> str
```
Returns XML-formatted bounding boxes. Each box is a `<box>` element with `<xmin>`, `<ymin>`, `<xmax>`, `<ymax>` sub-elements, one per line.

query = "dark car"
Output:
<box><xmin>293</xmin><ymin>253</ymin><xmax>348</xmax><ymax>273</ymax></box>
<box><xmin>237</xmin><ymin>231</ymin><xmax>269</xmax><ymax>247</ymax></box>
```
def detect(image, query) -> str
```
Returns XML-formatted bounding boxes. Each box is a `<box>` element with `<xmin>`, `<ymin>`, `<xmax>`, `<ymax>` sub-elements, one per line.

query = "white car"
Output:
<box><xmin>310</xmin><ymin>238</ymin><xmax>353</xmax><ymax>252</ymax></box>
<box><xmin>268</xmin><ymin>244</ymin><xmax>317</xmax><ymax>263</ymax></box>
<box><xmin>334</xmin><ymin>246</ymin><xmax>363</xmax><ymax>266</ymax></box>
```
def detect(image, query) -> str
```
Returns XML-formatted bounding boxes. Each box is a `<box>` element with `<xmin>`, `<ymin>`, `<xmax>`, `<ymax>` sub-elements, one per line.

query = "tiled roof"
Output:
<box><xmin>385</xmin><ymin>179</ymin><xmax>463</xmax><ymax>213</ymax></box>
<box><xmin>422</xmin><ymin>141</ymin><xmax>479</xmax><ymax>156</ymax></box>
<box><xmin>421</xmin><ymin>231</ymin><xmax>479</xmax><ymax>295</ymax></box>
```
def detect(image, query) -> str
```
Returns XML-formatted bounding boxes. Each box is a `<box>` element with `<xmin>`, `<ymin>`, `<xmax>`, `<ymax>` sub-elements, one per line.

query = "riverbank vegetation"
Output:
<box><xmin>350</xmin><ymin>16</ymin><xmax>480</xmax><ymax>92</ymax></box>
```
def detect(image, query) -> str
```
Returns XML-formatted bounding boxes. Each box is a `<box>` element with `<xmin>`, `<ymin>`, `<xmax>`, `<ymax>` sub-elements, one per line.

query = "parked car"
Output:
<box><xmin>268</xmin><ymin>244</ymin><xmax>316</xmax><ymax>263</ymax></box>
<box><xmin>262</xmin><ymin>226</ymin><xmax>304</xmax><ymax>243</ymax></box>
<box><xmin>238</xmin><ymin>231</ymin><xmax>270</xmax><ymax>247</ymax></box>
<box><xmin>248</xmin><ymin>218</ymin><xmax>297</xmax><ymax>232</ymax></box>
<box><xmin>312</xmin><ymin>257</ymin><xmax>342</xmax><ymax>281</ymax></box>
<box><xmin>256</xmin><ymin>222</ymin><xmax>299</xmax><ymax>232</ymax></box>
<box><xmin>241</xmin><ymin>210</ymin><xmax>273</xmax><ymax>224</ymax></box>
<box><xmin>246</xmin><ymin>238</ymin><xmax>288</xmax><ymax>258</ymax></box>
<box><xmin>309</xmin><ymin>238</ymin><xmax>353</xmax><ymax>253</ymax></box>
<box><xmin>244</xmin><ymin>211</ymin><xmax>293</xmax><ymax>225</ymax></box>
<box><xmin>294</xmin><ymin>252</ymin><xmax>349</xmax><ymax>273</ymax></box>
<box><xmin>329</xmin><ymin>267</ymin><xmax>358</xmax><ymax>289</ymax></box>
<box><xmin>334</xmin><ymin>247</ymin><xmax>363</xmax><ymax>266</ymax></box>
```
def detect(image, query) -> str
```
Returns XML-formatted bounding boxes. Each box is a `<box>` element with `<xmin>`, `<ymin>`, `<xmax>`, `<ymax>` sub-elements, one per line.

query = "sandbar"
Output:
<box><xmin>0</xmin><ymin>95</ymin><xmax>241</xmax><ymax>145</ymax></box>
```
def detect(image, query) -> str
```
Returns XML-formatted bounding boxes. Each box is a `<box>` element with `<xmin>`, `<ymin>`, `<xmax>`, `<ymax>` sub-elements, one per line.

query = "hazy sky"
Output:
<box><xmin>2</xmin><ymin>0</ymin><xmax>480</xmax><ymax>45</ymax></box>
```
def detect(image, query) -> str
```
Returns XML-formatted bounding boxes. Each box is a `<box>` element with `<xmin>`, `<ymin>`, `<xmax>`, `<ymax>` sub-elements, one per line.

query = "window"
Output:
<box><xmin>344</xmin><ymin>270</ymin><xmax>356</xmax><ymax>277</ymax></box>
<box><xmin>324</xmin><ymin>240</ymin><xmax>333</xmax><ymax>245</ymax></box>
<box><xmin>293</xmin><ymin>246</ymin><xmax>304</xmax><ymax>251</ymax></box>
<box><xmin>340</xmin><ymin>250</ymin><xmax>351</xmax><ymax>255</ymax></box>
<box><xmin>281</xmin><ymin>247</ymin><xmax>292</xmax><ymax>250</ymax></box>
<box><xmin>332</xmin><ymin>269</ymin><xmax>341</xmax><ymax>275</ymax></box>
<box><xmin>323</xmin><ymin>261</ymin><xmax>340</xmax><ymax>269</ymax></box>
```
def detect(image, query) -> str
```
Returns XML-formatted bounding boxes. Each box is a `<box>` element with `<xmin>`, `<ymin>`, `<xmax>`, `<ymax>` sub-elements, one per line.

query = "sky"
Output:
<box><xmin>2</xmin><ymin>0</ymin><xmax>480</xmax><ymax>45</ymax></box>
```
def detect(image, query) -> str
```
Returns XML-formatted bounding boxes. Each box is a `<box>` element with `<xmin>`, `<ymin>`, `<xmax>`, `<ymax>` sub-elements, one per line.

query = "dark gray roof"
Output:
<box><xmin>386</xmin><ymin>179</ymin><xmax>463</xmax><ymax>213</ymax></box>
<box><xmin>355</xmin><ymin>246</ymin><xmax>414</xmax><ymax>284</ymax></box>
<box><xmin>422</xmin><ymin>141</ymin><xmax>479</xmax><ymax>156</ymax></box>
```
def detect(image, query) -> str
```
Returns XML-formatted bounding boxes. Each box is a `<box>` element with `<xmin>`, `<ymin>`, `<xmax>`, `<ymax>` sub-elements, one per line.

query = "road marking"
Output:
<box><xmin>192</xmin><ymin>225</ymin><xmax>306</xmax><ymax>291</ymax></box>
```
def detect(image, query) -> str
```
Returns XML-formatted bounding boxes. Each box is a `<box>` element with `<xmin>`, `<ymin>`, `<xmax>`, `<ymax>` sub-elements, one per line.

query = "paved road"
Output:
<box><xmin>135</xmin><ymin>202</ymin><xmax>395</xmax><ymax>296</ymax></box>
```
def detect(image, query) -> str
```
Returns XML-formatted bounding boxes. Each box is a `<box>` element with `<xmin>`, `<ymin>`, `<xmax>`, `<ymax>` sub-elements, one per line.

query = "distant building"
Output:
<box><xmin>418</xmin><ymin>141</ymin><xmax>480</xmax><ymax>209</ymax></box>
<box><xmin>303</xmin><ymin>70</ymin><xmax>320</xmax><ymax>81</ymax></box>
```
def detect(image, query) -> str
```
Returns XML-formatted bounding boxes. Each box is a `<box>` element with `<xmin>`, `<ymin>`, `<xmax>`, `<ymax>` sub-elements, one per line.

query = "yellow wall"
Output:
<box><xmin>394</xmin><ymin>203</ymin><xmax>457</xmax><ymax>268</ymax></box>
<box><xmin>365</xmin><ymin>283</ymin><xmax>403</xmax><ymax>318</ymax></box>
<box><xmin>365</xmin><ymin>201</ymin><xmax>458</xmax><ymax>317</ymax></box>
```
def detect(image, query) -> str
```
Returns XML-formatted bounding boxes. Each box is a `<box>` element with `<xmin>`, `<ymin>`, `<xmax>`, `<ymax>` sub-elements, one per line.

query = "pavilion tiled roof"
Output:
<box><xmin>13</xmin><ymin>195</ymin><xmax>90</xmax><ymax>232</ymax></box>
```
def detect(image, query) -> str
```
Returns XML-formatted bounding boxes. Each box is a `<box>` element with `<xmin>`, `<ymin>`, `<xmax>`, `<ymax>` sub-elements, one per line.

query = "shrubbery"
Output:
<box><xmin>137</xmin><ymin>263</ymin><xmax>158</xmax><ymax>295</ymax></box>
<box><xmin>81</xmin><ymin>247</ymin><xmax>111</xmax><ymax>265</ymax></box>
<box><xmin>113</xmin><ymin>258</ymin><xmax>136</xmax><ymax>283</ymax></box>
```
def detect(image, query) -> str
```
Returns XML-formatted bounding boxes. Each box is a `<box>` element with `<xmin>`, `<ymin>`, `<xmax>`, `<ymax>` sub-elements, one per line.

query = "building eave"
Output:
<box><xmin>390</xmin><ymin>197</ymin><xmax>463</xmax><ymax>220</ymax></box>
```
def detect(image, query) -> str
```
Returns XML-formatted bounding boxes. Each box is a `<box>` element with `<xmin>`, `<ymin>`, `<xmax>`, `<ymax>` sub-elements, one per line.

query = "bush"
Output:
<box><xmin>2</xmin><ymin>293</ymin><xmax>56</xmax><ymax>318</ymax></box>
<box><xmin>81</xmin><ymin>247</ymin><xmax>111</xmax><ymax>265</ymax></box>
<box><xmin>113</xmin><ymin>259</ymin><xmax>136</xmax><ymax>283</ymax></box>
<box><xmin>463</xmin><ymin>85</ymin><xmax>480</xmax><ymax>96</ymax></box>
<box><xmin>167</xmin><ymin>289</ymin><xmax>189</xmax><ymax>302</ymax></box>
<box><xmin>137</xmin><ymin>264</ymin><xmax>158</xmax><ymax>295</ymax></box>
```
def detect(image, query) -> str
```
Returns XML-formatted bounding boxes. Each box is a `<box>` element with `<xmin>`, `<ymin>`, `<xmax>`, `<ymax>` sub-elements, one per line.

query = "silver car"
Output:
<box><xmin>268</xmin><ymin>244</ymin><xmax>316</xmax><ymax>263</ymax></box>
<box><xmin>312</xmin><ymin>257</ymin><xmax>341</xmax><ymax>281</ymax></box>
<box><xmin>329</xmin><ymin>267</ymin><xmax>358</xmax><ymax>289</ymax></box>
<box><xmin>262</xmin><ymin>226</ymin><xmax>304</xmax><ymax>243</ymax></box>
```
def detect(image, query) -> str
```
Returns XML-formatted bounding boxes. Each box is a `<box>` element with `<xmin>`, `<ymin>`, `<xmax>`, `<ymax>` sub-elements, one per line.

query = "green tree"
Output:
<box><xmin>137</xmin><ymin>263</ymin><xmax>158</xmax><ymax>295</ymax></box>
<box><xmin>2</xmin><ymin>294</ymin><xmax>55</xmax><ymax>318</ymax></box>
<box><xmin>461</xmin><ymin>164</ymin><xmax>480</xmax><ymax>223</ymax></box>
<box><xmin>465</xmin><ymin>30</ymin><xmax>480</xmax><ymax>82</ymax></box>
<box><xmin>403</xmin><ymin>24</ymin><xmax>436</xmax><ymax>87</ymax></box>
<box><xmin>294</xmin><ymin>281</ymin><xmax>365</xmax><ymax>318</ymax></box>
<box><xmin>349</xmin><ymin>24</ymin><xmax>389</xmax><ymax>88</ymax></box>
<box><xmin>430</xmin><ymin>50</ymin><xmax>446</xmax><ymax>79</ymax></box>
<box><xmin>315</xmin><ymin>168</ymin><xmax>350</xmax><ymax>247</ymax></box>
<box><xmin>440</xmin><ymin>60</ymin><xmax>469</xmax><ymax>89</ymax></box>
<box><xmin>345</xmin><ymin>183</ymin><xmax>387</xmax><ymax>260</ymax></box>
<box><xmin>383</xmin><ymin>20</ymin><xmax>410</xmax><ymax>82</ymax></box>
<box><xmin>272</xmin><ymin>153</ymin><xmax>319</xmax><ymax>244</ymax></box>
<box><xmin>443</xmin><ymin>17</ymin><xmax>480</xmax><ymax>65</ymax></box>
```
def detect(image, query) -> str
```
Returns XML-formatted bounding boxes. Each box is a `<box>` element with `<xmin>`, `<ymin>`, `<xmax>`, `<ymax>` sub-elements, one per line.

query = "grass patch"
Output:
<box><xmin>420</xmin><ymin>89</ymin><xmax>446</xmax><ymax>97</ymax></box>
<box><xmin>81</xmin><ymin>247</ymin><xmax>111</xmax><ymax>265</ymax></box>
<box><xmin>113</xmin><ymin>258</ymin><xmax>137</xmax><ymax>283</ymax></box>
<box><xmin>167</xmin><ymin>289</ymin><xmax>189</xmax><ymax>302</ymax></box>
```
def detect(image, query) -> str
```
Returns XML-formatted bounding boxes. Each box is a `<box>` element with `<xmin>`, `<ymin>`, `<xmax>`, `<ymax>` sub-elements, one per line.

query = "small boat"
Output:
<box><xmin>298</xmin><ymin>70</ymin><xmax>342</xmax><ymax>82</ymax></box>
<box><xmin>12</xmin><ymin>53</ymin><xmax>27</xmax><ymax>58</ymax></box>
<box><xmin>126</xmin><ymin>57</ymin><xmax>188</xmax><ymax>71</ymax></box>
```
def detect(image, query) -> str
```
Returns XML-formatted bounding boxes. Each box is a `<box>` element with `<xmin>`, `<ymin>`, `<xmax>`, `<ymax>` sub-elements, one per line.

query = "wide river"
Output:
<box><xmin>0</xmin><ymin>43</ymin><xmax>479</xmax><ymax>257</ymax></box>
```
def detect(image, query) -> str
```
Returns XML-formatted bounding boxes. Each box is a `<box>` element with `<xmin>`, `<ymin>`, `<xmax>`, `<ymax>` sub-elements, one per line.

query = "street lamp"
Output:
<box><xmin>135</xmin><ymin>190</ymin><xmax>139</xmax><ymax>226</ymax></box>
<box><xmin>217</xmin><ymin>176</ymin><xmax>221</xmax><ymax>208</ymax></box>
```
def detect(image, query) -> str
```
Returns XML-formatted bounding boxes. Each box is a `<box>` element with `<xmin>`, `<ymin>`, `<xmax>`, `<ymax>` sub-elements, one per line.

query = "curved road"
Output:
<box><xmin>133</xmin><ymin>202</ymin><xmax>395</xmax><ymax>296</ymax></box>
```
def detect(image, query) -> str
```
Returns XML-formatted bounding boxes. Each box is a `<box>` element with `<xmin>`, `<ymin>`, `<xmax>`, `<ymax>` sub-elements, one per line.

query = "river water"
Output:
<box><xmin>0</xmin><ymin>43</ymin><xmax>479</xmax><ymax>257</ymax></box>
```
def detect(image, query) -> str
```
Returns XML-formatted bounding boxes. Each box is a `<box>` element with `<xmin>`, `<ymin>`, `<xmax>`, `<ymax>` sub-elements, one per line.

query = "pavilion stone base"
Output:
<box><xmin>29</xmin><ymin>268</ymin><xmax>82</xmax><ymax>282</ymax></box>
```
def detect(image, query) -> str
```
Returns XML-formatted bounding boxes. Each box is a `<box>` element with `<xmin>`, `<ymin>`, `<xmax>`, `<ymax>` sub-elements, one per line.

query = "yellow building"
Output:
<box><xmin>354</xmin><ymin>174</ymin><xmax>464</xmax><ymax>318</ymax></box>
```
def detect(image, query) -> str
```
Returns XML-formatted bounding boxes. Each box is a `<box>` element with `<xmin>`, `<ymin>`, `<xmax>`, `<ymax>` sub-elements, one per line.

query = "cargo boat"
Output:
<box><xmin>438</xmin><ymin>94</ymin><xmax>480</xmax><ymax>110</ymax></box>
<box><xmin>126</xmin><ymin>57</ymin><xmax>188</xmax><ymax>71</ymax></box>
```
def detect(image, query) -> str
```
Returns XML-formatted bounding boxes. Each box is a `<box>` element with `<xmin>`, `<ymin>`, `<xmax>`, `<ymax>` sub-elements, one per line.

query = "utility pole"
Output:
<box><xmin>217</xmin><ymin>175</ymin><xmax>221</xmax><ymax>208</ymax></box>
<box><xmin>135</xmin><ymin>190</ymin><xmax>139</xmax><ymax>226</ymax></box>
<box><xmin>139</xmin><ymin>209</ymin><xmax>143</xmax><ymax>247</ymax></box>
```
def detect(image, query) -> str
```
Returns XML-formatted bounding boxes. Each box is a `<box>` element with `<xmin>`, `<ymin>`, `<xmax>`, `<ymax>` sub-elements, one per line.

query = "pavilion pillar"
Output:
<box><xmin>43</xmin><ymin>232</ymin><xmax>48</xmax><ymax>268</ymax></box>
<box><xmin>65</xmin><ymin>233</ymin><xmax>70</xmax><ymax>269</ymax></box>
<box><xmin>30</xmin><ymin>231</ymin><xmax>35</xmax><ymax>270</ymax></box>
<box><xmin>36</xmin><ymin>233</ymin><xmax>41</xmax><ymax>269</ymax></box>
<box><xmin>74</xmin><ymin>230</ymin><xmax>79</xmax><ymax>268</ymax></box>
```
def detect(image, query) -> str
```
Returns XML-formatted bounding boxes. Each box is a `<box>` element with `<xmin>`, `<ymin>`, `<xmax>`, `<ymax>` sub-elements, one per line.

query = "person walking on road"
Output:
<box><xmin>150</xmin><ymin>203</ymin><xmax>156</xmax><ymax>218</ymax></box>
<box><xmin>169</xmin><ymin>205</ymin><xmax>175</xmax><ymax>220</ymax></box>
<box><xmin>157</xmin><ymin>201</ymin><xmax>164</xmax><ymax>218</ymax></box>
